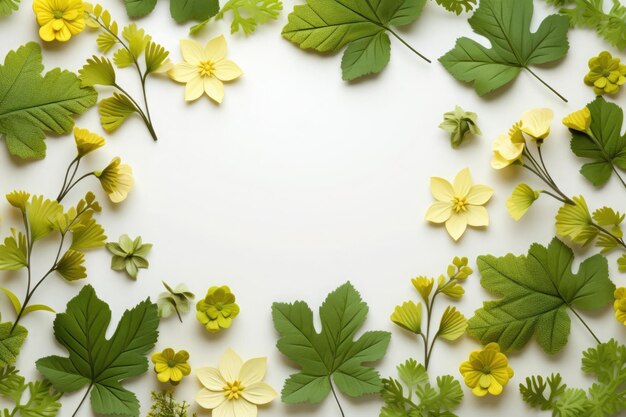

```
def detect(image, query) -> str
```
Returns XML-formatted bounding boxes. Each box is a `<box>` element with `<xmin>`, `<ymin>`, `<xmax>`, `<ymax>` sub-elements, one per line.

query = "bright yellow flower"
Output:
<box><xmin>459</xmin><ymin>343</ymin><xmax>514</xmax><ymax>397</ymax></box>
<box><xmin>33</xmin><ymin>0</ymin><xmax>85</xmax><ymax>42</ymax></box>
<box><xmin>491</xmin><ymin>123</ymin><xmax>525</xmax><ymax>169</ymax></box>
<box><xmin>74</xmin><ymin>127</ymin><xmax>105</xmax><ymax>157</ymax></box>
<box><xmin>520</xmin><ymin>108</ymin><xmax>553</xmax><ymax>141</ymax></box>
<box><xmin>94</xmin><ymin>157</ymin><xmax>134</xmax><ymax>203</ymax></box>
<box><xmin>168</xmin><ymin>36</ymin><xmax>243</xmax><ymax>103</ymax></box>
<box><xmin>506</xmin><ymin>183</ymin><xmax>541</xmax><ymax>221</ymax></box>
<box><xmin>391</xmin><ymin>301</ymin><xmax>422</xmax><ymax>334</ymax></box>
<box><xmin>562</xmin><ymin>107</ymin><xmax>591</xmax><ymax>132</ymax></box>
<box><xmin>411</xmin><ymin>276</ymin><xmax>434</xmax><ymax>301</ymax></box>
<box><xmin>614</xmin><ymin>288</ymin><xmax>626</xmax><ymax>325</ymax></box>
<box><xmin>151</xmin><ymin>348</ymin><xmax>191</xmax><ymax>385</ymax></box>
<box><xmin>196</xmin><ymin>349</ymin><xmax>277</xmax><ymax>417</ymax></box>
<box><xmin>425</xmin><ymin>168</ymin><xmax>493</xmax><ymax>241</ymax></box>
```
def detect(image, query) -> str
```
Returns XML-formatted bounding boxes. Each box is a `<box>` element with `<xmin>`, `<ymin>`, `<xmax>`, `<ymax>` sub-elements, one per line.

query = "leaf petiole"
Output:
<box><xmin>329</xmin><ymin>379</ymin><xmax>345</xmax><ymax>417</ymax></box>
<box><xmin>386</xmin><ymin>28</ymin><xmax>431</xmax><ymax>63</ymax></box>
<box><xmin>524</xmin><ymin>67</ymin><xmax>567</xmax><ymax>103</ymax></box>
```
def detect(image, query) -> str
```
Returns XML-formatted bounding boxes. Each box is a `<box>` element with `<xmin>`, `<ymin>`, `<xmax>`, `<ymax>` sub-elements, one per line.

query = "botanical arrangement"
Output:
<box><xmin>1</xmin><ymin>0</ymin><xmax>625</xmax><ymax>416</ymax></box>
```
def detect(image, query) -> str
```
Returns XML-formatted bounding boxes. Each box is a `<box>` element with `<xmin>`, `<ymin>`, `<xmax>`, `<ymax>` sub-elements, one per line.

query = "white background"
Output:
<box><xmin>1</xmin><ymin>1</ymin><xmax>625</xmax><ymax>416</ymax></box>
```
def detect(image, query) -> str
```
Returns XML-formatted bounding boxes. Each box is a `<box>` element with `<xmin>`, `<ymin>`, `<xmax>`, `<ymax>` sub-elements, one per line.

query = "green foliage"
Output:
<box><xmin>0</xmin><ymin>367</ymin><xmax>62</xmax><ymax>417</ymax></box>
<box><xmin>282</xmin><ymin>0</ymin><xmax>429</xmax><ymax>80</ymax></box>
<box><xmin>36</xmin><ymin>285</ymin><xmax>159</xmax><ymax>417</ymax></box>
<box><xmin>619</xmin><ymin>254</ymin><xmax>626</xmax><ymax>272</ymax></box>
<box><xmin>147</xmin><ymin>391</ymin><xmax>196</xmax><ymax>417</ymax></box>
<box><xmin>98</xmin><ymin>93</ymin><xmax>137</xmax><ymax>133</ymax></box>
<box><xmin>157</xmin><ymin>282</ymin><xmax>195</xmax><ymax>322</ymax></box>
<box><xmin>569</xmin><ymin>97</ymin><xmax>626</xmax><ymax>186</ymax></box>
<box><xmin>191</xmin><ymin>0</ymin><xmax>283</xmax><ymax>35</ymax></box>
<box><xmin>380</xmin><ymin>359</ymin><xmax>463</xmax><ymax>417</ymax></box>
<box><xmin>272</xmin><ymin>282</ymin><xmax>391</xmax><ymax>404</ymax></box>
<box><xmin>0</xmin><ymin>42</ymin><xmax>97</xmax><ymax>159</ymax></box>
<box><xmin>1</xmin><ymin>288</ymin><xmax>54</xmax><ymax>319</ymax></box>
<box><xmin>469</xmin><ymin>238</ymin><xmax>614</xmax><ymax>353</ymax></box>
<box><xmin>434</xmin><ymin>0</ymin><xmax>475</xmax><ymax>14</ymax></box>
<box><xmin>123</xmin><ymin>0</ymin><xmax>157</xmax><ymax>17</ymax></box>
<box><xmin>123</xmin><ymin>0</ymin><xmax>219</xmax><ymax>22</ymax></box>
<box><xmin>0</xmin><ymin>319</ymin><xmax>27</xmax><ymax>367</ymax></box>
<box><xmin>79</xmin><ymin>56</ymin><xmax>116</xmax><ymax>87</ymax></box>
<box><xmin>439</xmin><ymin>105</ymin><xmax>481</xmax><ymax>148</ymax></box>
<box><xmin>0</xmin><ymin>231</ymin><xmax>27</xmax><ymax>271</ymax></box>
<box><xmin>0</xmin><ymin>0</ymin><xmax>19</xmax><ymax>16</ymax></box>
<box><xmin>440</xmin><ymin>0</ymin><xmax>569</xmax><ymax>100</ymax></box>
<box><xmin>520</xmin><ymin>339</ymin><xmax>626</xmax><ymax>416</ymax></box>
<box><xmin>106</xmin><ymin>235</ymin><xmax>152</xmax><ymax>279</ymax></box>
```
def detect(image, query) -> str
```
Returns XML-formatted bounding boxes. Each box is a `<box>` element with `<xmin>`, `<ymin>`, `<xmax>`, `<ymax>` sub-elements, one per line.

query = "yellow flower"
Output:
<box><xmin>33</xmin><ymin>0</ymin><xmax>85</xmax><ymax>42</ymax></box>
<box><xmin>562</xmin><ymin>107</ymin><xmax>591</xmax><ymax>132</ymax></box>
<box><xmin>391</xmin><ymin>301</ymin><xmax>422</xmax><ymax>334</ymax></box>
<box><xmin>520</xmin><ymin>108</ymin><xmax>553</xmax><ymax>141</ymax></box>
<box><xmin>74</xmin><ymin>127</ymin><xmax>105</xmax><ymax>157</ymax></box>
<box><xmin>614</xmin><ymin>288</ymin><xmax>626</xmax><ymax>325</ymax></box>
<box><xmin>459</xmin><ymin>343</ymin><xmax>514</xmax><ymax>397</ymax></box>
<box><xmin>411</xmin><ymin>276</ymin><xmax>434</xmax><ymax>301</ymax></box>
<box><xmin>506</xmin><ymin>183</ymin><xmax>542</xmax><ymax>221</ymax></box>
<box><xmin>94</xmin><ymin>157</ymin><xmax>134</xmax><ymax>203</ymax></box>
<box><xmin>491</xmin><ymin>123</ymin><xmax>525</xmax><ymax>169</ymax></box>
<box><xmin>196</xmin><ymin>349</ymin><xmax>277</xmax><ymax>417</ymax></box>
<box><xmin>151</xmin><ymin>348</ymin><xmax>191</xmax><ymax>385</ymax></box>
<box><xmin>168</xmin><ymin>36</ymin><xmax>243</xmax><ymax>103</ymax></box>
<box><xmin>425</xmin><ymin>168</ymin><xmax>493</xmax><ymax>241</ymax></box>
<box><xmin>196</xmin><ymin>286</ymin><xmax>240</xmax><ymax>332</ymax></box>
<box><xmin>584</xmin><ymin>51</ymin><xmax>626</xmax><ymax>95</ymax></box>
<box><xmin>6</xmin><ymin>191</ymin><xmax>30</xmax><ymax>212</ymax></box>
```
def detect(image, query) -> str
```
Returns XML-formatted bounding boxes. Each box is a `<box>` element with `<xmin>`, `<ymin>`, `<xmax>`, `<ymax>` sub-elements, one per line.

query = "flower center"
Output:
<box><xmin>167</xmin><ymin>359</ymin><xmax>177</xmax><ymax>368</ymax></box>
<box><xmin>199</xmin><ymin>61</ymin><xmax>215</xmax><ymax>77</ymax></box>
<box><xmin>224</xmin><ymin>380</ymin><xmax>244</xmax><ymax>400</ymax></box>
<box><xmin>53</xmin><ymin>9</ymin><xmax>64</xmax><ymax>19</ymax></box>
<box><xmin>215</xmin><ymin>302</ymin><xmax>224</xmax><ymax>311</ymax></box>
<box><xmin>452</xmin><ymin>196</ymin><xmax>468</xmax><ymax>213</ymax></box>
<box><xmin>482</xmin><ymin>367</ymin><xmax>491</xmax><ymax>374</ymax></box>
<box><xmin>602</xmin><ymin>70</ymin><xmax>611</xmax><ymax>78</ymax></box>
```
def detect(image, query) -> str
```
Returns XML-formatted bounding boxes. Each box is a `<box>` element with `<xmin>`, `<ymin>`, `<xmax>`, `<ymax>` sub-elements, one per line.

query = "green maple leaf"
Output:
<box><xmin>281</xmin><ymin>0</ymin><xmax>430</xmax><ymax>81</ymax></box>
<box><xmin>36</xmin><ymin>285</ymin><xmax>159</xmax><ymax>417</ymax></box>
<box><xmin>569</xmin><ymin>96</ymin><xmax>626</xmax><ymax>187</ymax></box>
<box><xmin>272</xmin><ymin>281</ymin><xmax>391</xmax><ymax>404</ymax></box>
<box><xmin>439</xmin><ymin>0</ymin><xmax>569</xmax><ymax>101</ymax></box>
<box><xmin>0</xmin><ymin>42</ymin><xmax>97</xmax><ymax>159</ymax></box>
<box><xmin>468</xmin><ymin>238</ymin><xmax>614</xmax><ymax>354</ymax></box>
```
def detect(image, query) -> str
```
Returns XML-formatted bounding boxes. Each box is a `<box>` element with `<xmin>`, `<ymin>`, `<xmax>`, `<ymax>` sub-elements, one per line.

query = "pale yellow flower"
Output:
<box><xmin>614</xmin><ymin>287</ymin><xmax>626</xmax><ymax>325</ymax></box>
<box><xmin>33</xmin><ymin>0</ymin><xmax>85</xmax><ymax>42</ymax></box>
<box><xmin>562</xmin><ymin>107</ymin><xmax>591</xmax><ymax>132</ymax></box>
<box><xmin>74</xmin><ymin>127</ymin><xmax>105</xmax><ymax>157</ymax></box>
<box><xmin>168</xmin><ymin>36</ymin><xmax>242</xmax><ymax>103</ymax></box>
<box><xmin>459</xmin><ymin>343</ymin><xmax>514</xmax><ymax>397</ymax></box>
<box><xmin>94</xmin><ymin>157</ymin><xmax>134</xmax><ymax>203</ymax></box>
<box><xmin>196</xmin><ymin>349</ymin><xmax>277</xmax><ymax>417</ymax></box>
<box><xmin>520</xmin><ymin>108</ymin><xmax>553</xmax><ymax>141</ymax></box>
<box><xmin>491</xmin><ymin>123</ymin><xmax>525</xmax><ymax>169</ymax></box>
<box><xmin>425</xmin><ymin>168</ymin><xmax>493</xmax><ymax>241</ymax></box>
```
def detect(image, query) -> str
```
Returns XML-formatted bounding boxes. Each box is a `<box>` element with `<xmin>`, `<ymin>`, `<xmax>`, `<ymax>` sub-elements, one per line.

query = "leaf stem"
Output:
<box><xmin>567</xmin><ymin>306</ymin><xmax>601</xmax><ymax>345</ymax></box>
<box><xmin>72</xmin><ymin>384</ymin><xmax>93</xmax><ymax>417</ymax></box>
<box><xmin>57</xmin><ymin>157</ymin><xmax>80</xmax><ymax>202</ymax></box>
<box><xmin>523</xmin><ymin>67</ymin><xmax>568</xmax><ymax>102</ymax></box>
<box><xmin>386</xmin><ymin>28</ymin><xmax>431</xmax><ymax>63</ymax></box>
<box><xmin>329</xmin><ymin>379</ymin><xmax>346</xmax><ymax>417</ymax></box>
<box><xmin>57</xmin><ymin>173</ymin><xmax>95</xmax><ymax>202</ymax></box>
<box><xmin>590</xmin><ymin>222</ymin><xmax>626</xmax><ymax>251</ymax></box>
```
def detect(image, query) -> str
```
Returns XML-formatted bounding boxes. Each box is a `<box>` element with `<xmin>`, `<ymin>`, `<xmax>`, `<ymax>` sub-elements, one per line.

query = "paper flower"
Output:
<box><xmin>391</xmin><ymin>301</ymin><xmax>422</xmax><ymax>334</ymax></box>
<box><xmin>438</xmin><ymin>105</ymin><xmax>481</xmax><ymax>148</ymax></box>
<box><xmin>519</xmin><ymin>108</ymin><xmax>553</xmax><ymax>141</ymax></box>
<box><xmin>614</xmin><ymin>288</ymin><xmax>626</xmax><ymax>325</ymax></box>
<box><xmin>584</xmin><ymin>51</ymin><xmax>626</xmax><ymax>95</ymax></box>
<box><xmin>151</xmin><ymin>348</ymin><xmax>191</xmax><ymax>385</ymax></box>
<box><xmin>94</xmin><ymin>157</ymin><xmax>134</xmax><ymax>203</ymax></box>
<box><xmin>562</xmin><ymin>107</ymin><xmax>591</xmax><ymax>132</ymax></box>
<box><xmin>459</xmin><ymin>343</ymin><xmax>514</xmax><ymax>397</ymax></box>
<box><xmin>491</xmin><ymin>123</ymin><xmax>525</xmax><ymax>169</ymax></box>
<box><xmin>74</xmin><ymin>127</ymin><xmax>105</xmax><ymax>157</ymax></box>
<box><xmin>555</xmin><ymin>196</ymin><xmax>597</xmax><ymax>246</ymax></box>
<box><xmin>196</xmin><ymin>286</ymin><xmax>240</xmax><ymax>332</ymax></box>
<box><xmin>168</xmin><ymin>36</ymin><xmax>243</xmax><ymax>103</ymax></box>
<box><xmin>411</xmin><ymin>276</ymin><xmax>434</xmax><ymax>301</ymax></box>
<box><xmin>425</xmin><ymin>168</ymin><xmax>493</xmax><ymax>241</ymax></box>
<box><xmin>106</xmin><ymin>235</ymin><xmax>152</xmax><ymax>279</ymax></box>
<box><xmin>196</xmin><ymin>349</ymin><xmax>277</xmax><ymax>416</ymax></box>
<box><xmin>33</xmin><ymin>0</ymin><xmax>85</xmax><ymax>42</ymax></box>
<box><xmin>506</xmin><ymin>183</ymin><xmax>542</xmax><ymax>221</ymax></box>
<box><xmin>157</xmin><ymin>281</ymin><xmax>195</xmax><ymax>322</ymax></box>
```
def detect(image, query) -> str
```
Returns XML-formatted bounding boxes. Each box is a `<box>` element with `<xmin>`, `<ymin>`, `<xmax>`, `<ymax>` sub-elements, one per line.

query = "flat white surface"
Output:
<box><xmin>1</xmin><ymin>1</ymin><xmax>625</xmax><ymax>416</ymax></box>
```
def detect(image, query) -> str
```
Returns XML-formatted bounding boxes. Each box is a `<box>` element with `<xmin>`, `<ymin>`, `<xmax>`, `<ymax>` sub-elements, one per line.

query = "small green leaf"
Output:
<box><xmin>97</xmin><ymin>32</ymin><xmax>118</xmax><ymax>53</ymax></box>
<box><xmin>0</xmin><ymin>231</ymin><xmax>27</xmax><ymax>271</ymax></box>
<box><xmin>434</xmin><ymin>0</ymin><xmax>476</xmax><ymax>14</ymax></box>
<box><xmin>123</xmin><ymin>0</ymin><xmax>157</xmax><ymax>17</ymax></box>
<box><xmin>170</xmin><ymin>0</ymin><xmax>220</xmax><ymax>22</ymax></box>
<box><xmin>0</xmin><ymin>0</ymin><xmax>20</xmax><ymax>16</ymax></box>
<box><xmin>98</xmin><ymin>93</ymin><xmax>138</xmax><ymax>133</ymax></box>
<box><xmin>79</xmin><ymin>56</ymin><xmax>116</xmax><ymax>87</ymax></box>
<box><xmin>437</xmin><ymin>306</ymin><xmax>467</xmax><ymax>341</ymax></box>
<box><xmin>390</xmin><ymin>301</ymin><xmax>422</xmax><ymax>335</ymax></box>
<box><xmin>70</xmin><ymin>211</ymin><xmax>106</xmax><ymax>251</ymax></box>
<box><xmin>213</xmin><ymin>0</ymin><xmax>283</xmax><ymax>35</ymax></box>
<box><xmin>341</xmin><ymin>32</ymin><xmax>391</xmax><ymax>81</ymax></box>
<box><xmin>0</xmin><ymin>288</ymin><xmax>21</xmax><ymax>317</ymax></box>
<box><xmin>144</xmin><ymin>42</ymin><xmax>170</xmax><ymax>74</ymax></box>
<box><xmin>27</xmin><ymin>196</ymin><xmax>62</xmax><ymax>242</ymax></box>
<box><xmin>619</xmin><ymin>254</ymin><xmax>626</xmax><ymax>272</ymax></box>
<box><xmin>55</xmin><ymin>250</ymin><xmax>87</xmax><ymax>281</ymax></box>
<box><xmin>22</xmin><ymin>304</ymin><xmax>56</xmax><ymax>317</ymax></box>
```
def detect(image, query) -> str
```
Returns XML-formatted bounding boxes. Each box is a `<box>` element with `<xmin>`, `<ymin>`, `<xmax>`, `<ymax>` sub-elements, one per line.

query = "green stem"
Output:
<box><xmin>567</xmin><ymin>306</ymin><xmax>601</xmax><ymax>345</ymax></box>
<box><xmin>57</xmin><ymin>157</ymin><xmax>79</xmax><ymax>201</ymax></box>
<box><xmin>329</xmin><ymin>379</ymin><xmax>345</xmax><ymax>417</ymax></box>
<box><xmin>72</xmin><ymin>384</ymin><xmax>93</xmax><ymax>417</ymax></box>
<box><xmin>612</xmin><ymin>167</ymin><xmax>626</xmax><ymax>190</ymax></box>
<box><xmin>386</xmin><ymin>28</ymin><xmax>431</xmax><ymax>63</ymax></box>
<box><xmin>590</xmin><ymin>223</ymin><xmax>626</xmax><ymax>251</ymax></box>
<box><xmin>524</xmin><ymin>67</ymin><xmax>568</xmax><ymax>103</ymax></box>
<box><xmin>57</xmin><ymin>173</ymin><xmax>95</xmax><ymax>202</ymax></box>
<box><xmin>140</xmin><ymin>73</ymin><xmax>158</xmax><ymax>141</ymax></box>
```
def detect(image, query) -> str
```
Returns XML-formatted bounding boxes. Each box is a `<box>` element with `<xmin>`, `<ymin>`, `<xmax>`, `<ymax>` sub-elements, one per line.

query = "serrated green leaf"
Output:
<box><xmin>0</xmin><ymin>367</ymin><xmax>25</xmax><ymax>402</ymax></box>
<box><xmin>570</xmin><ymin>97</ymin><xmax>626</xmax><ymax>186</ymax></box>
<box><xmin>144</xmin><ymin>42</ymin><xmax>170</xmax><ymax>74</ymax></box>
<box><xmin>0</xmin><ymin>288</ymin><xmax>21</xmax><ymax>317</ymax></box>
<box><xmin>396</xmin><ymin>358</ymin><xmax>428</xmax><ymax>389</ymax></box>
<box><xmin>0</xmin><ymin>321</ymin><xmax>27</xmax><ymax>367</ymax></box>
<box><xmin>27</xmin><ymin>196</ymin><xmax>62</xmax><ymax>242</ymax></box>
<box><xmin>468</xmin><ymin>238</ymin><xmax>614</xmax><ymax>353</ymax></box>
<box><xmin>437</xmin><ymin>306</ymin><xmax>467</xmax><ymax>341</ymax></box>
<box><xmin>214</xmin><ymin>0</ymin><xmax>283</xmax><ymax>35</ymax></box>
<box><xmin>272</xmin><ymin>282</ymin><xmax>390</xmax><ymax>404</ymax></box>
<box><xmin>0</xmin><ymin>231</ymin><xmax>27</xmax><ymax>271</ymax></box>
<box><xmin>36</xmin><ymin>285</ymin><xmax>159</xmax><ymax>417</ymax></box>
<box><xmin>79</xmin><ymin>56</ymin><xmax>116</xmax><ymax>87</ymax></box>
<box><xmin>124</xmin><ymin>24</ymin><xmax>151</xmax><ymax>59</ymax></box>
<box><xmin>70</xmin><ymin>211</ymin><xmax>106</xmax><ymax>251</ymax></box>
<box><xmin>98</xmin><ymin>93</ymin><xmax>138</xmax><ymax>133</ymax></box>
<box><xmin>0</xmin><ymin>42</ymin><xmax>98</xmax><ymax>159</ymax></box>
<box><xmin>124</xmin><ymin>0</ymin><xmax>158</xmax><ymax>17</ymax></box>
<box><xmin>282</xmin><ymin>0</ymin><xmax>427</xmax><ymax>80</ymax></box>
<box><xmin>557</xmin><ymin>0</ymin><xmax>626</xmax><ymax>50</ymax></box>
<box><xmin>555</xmin><ymin>196</ymin><xmax>598</xmax><ymax>247</ymax></box>
<box><xmin>55</xmin><ymin>250</ymin><xmax>86</xmax><ymax>281</ymax></box>
<box><xmin>439</xmin><ymin>0</ymin><xmax>569</xmax><ymax>100</ymax></box>
<box><xmin>0</xmin><ymin>0</ymin><xmax>19</xmax><ymax>16</ymax></box>
<box><xmin>113</xmin><ymin>49</ymin><xmax>134</xmax><ymax>69</ymax></box>
<box><xmin>15</xmin><ymin>379</ymin><xmax>62</xmax><ymax>417</ymax></box>
<box><xmin>170</xmin><ymin>0</ymin><xmax>220</xmax><ymax>22</ymax></box>
<box><xmin>434</xmin><ymin>0</ymin><xmax>475</xmax><ymax>15</ymax></box>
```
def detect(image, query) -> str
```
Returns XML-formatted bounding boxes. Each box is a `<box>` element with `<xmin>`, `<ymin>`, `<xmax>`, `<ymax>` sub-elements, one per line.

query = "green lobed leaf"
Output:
<box><xmin>55</xmin><ymin>250</ymin><xmax>87</xmax><ymax>281</ymax></box>
<box><xmin>272</xmin><ymin>282</ymin><xmax>391</xmax><ymax>404</ymax></box>
<box><xmin>0</xmin><ymin>42</ymin><xmax>97</xmax><ymax>159</ymax></box>
<box><xmin>0</xmin><ymin>321</ymin><xmax>27</xmax><ymax>367</ymax></box>
<box><xmin>557</xmin><ymin>0</ymin><xmax>626</xmax><ymax>50</ymax></box>
<box><xmin>468</xmin><ymin>238</ymin><xmax>614</xmax><ymax>354</ymax></box>
<box><xmin>214</xmin><ymin>0</ymin><xmax>283</xmax><ymax>35</ymax></box>
<box><xmin>434</xmin><ymin>0</ymin><xmax>475</xmax><ymax>15</ymax></box>
<box><xmin>27</xmin><ymin>196</ymin><xmax>62</xmax><ymax>242</ymax></box>
<box><xmin>70</xmin><ymin>211</ymin><xmax>106</xmax><ymax>251</ymax></box>
<box><xmin>79</xmin><ymin>56</ymin><xmax>116</xmax><ymax>87</ymax></box>
<box><xmin>341</xmin><ymin>32</ymin><xmax>391</xmax><ymax>81</ymax></box>
<box><xmin>170</xmin><ymin>0</ymin><xmax>220</xmax><ymax>22</ymax></box>
<box><xmin>36</xmin><ymin>285</ymin><xmax>159</xmax><ymax>417</ymax></box>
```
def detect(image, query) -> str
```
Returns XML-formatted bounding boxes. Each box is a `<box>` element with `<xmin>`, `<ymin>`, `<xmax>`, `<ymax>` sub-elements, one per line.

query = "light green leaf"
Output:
<box><xmin>36</xmin><ymin>285</ymin><xmax>159</xmax><ymax>417</ymax></box>
<box><xmin>390</xmin><ymin>301</ymin><xmax>422</xmax><ymax>334</ymax></box>
<box><xmin>212</xmin><ymin>0</ymin><xmax>283</xmax><ymax>35</ymax></box>
<box><xmin>437</xmin><ymin>306</ymin><xmax>467</xmax><ymax>341</ymax></box>
<box><xmin>282</xmin><ymin>0</ymin><xmax>427</xmax><ymax>80</ymax></box>
<box><xmin>0</xmin><ymin>0</ymin><xmax>19</xmax><ymax>16</ymax></box>
<box><xmin>79</xmin><ymin>56</ymin><xmax>116</xmax><ymax>87</ymax></box>
<box><xmin>98</xmin><ymin>93</ymin><xmax>138</xmax><ymax>133</ymax></box>
<box><xmin>70</xmin><ymin>211</ymin><xmax>106</xmax><ymax>251</ymax></box>
<box><xmin>1</xmin><ymin>288</ymin><xmax>21</xmax><ymax>316</ymax></box>
<box><xmin>555</xmin><ymin>196</ymin><xmax>598</xmax><ymax>247</ymax></box>
<box><xmin>55</xmin><ymin>250</ymin><xmax>86</xmax><ymax>281</ymax></box>
<box><xmin>272</xmin><ymin>282</ymin><xmax>391</xmax><ymax>404</ymax></box>
<box><xmin>170</xmin><ymin>0</ymin><xmax>220</xmax><ymax>22</ymax></box>
<box><xmin>439</xmin><ymin>0</ymin><xmax>569</xmax><ymax>99</ymax></box>
<box><xmin>144</xmin><ymin>42</ymin><xmax>170</xmax><ymax>74</ymax></box>
<box><xmin>21</xmin><ymin>304</ymin><xmax>55</xmax><ymax>317</ymax></box>
<box><xmin>123</xmin><ymin>0</ymin><xmax>158</xmax><ymax>17</ymax></box>
<box><xmin>16</xmin><ymin>379</ymin><xmax>62</xmax><ymax>417</ymax></box>
<box><xmin>124</xmin><ymin>24</ymin><xmax>151</xmax><ymax>59</ymax></box>
<box><xmin>434</xmin><ymin>0</ymin><xmax>475</xmax><ymax>15</ymax></box>
<box><xmin>113</xmin><ymin>49</ymin><xmax>134</xmax><ymax>69</ymax></box>
<box><xmin>97</xmin><ymin>32</ymin><xmax>118</xmax><ymax>53</ymax></box>
<box><xmin>0</xmin><ymin>231</ymin><xmax>27</xmax><ymax>271</ymax></box>
<box><xmin>506</xmin><ymin>183</ymin><xmax>542</xmax><ymax>221</ymax></box>
<box><xmin>0</xmin><ymin>42</ymin><xmax>98</xmax><ymax>159</ymax></box>
<box><xmin>27</xmin><ymin>196</ymin><xmax>62</xmax><ymax>242</ymax></box>
<box><xmin>0</xmin><ymin>321</ymin><xmax>27</xmax><ymax>367</ymax></box>
<box><xmin>440</xmin><ymin>281</ymin><xmax>464</xmax><ymax>299</ymax></box>
<box><xmin>468</xmin><ymin>238</ymin><xmax>614</xmax><ymax>353</ymax></box>
<box><xmin>557</xmin><ymin>0</ymin><xmax>626</xmax><ymax>50</ymax></box>
<box><xmin>619</xmin><ymin>254</ymin><xmax>626</xmax><ymax>272</ymax></box>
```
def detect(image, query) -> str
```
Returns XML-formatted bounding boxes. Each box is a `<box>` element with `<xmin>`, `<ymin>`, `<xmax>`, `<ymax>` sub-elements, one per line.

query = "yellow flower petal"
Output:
<box><xmin>232</xmin><ymin>398</ymin><xmax>257</xmax><ymax>417</ymax></box>
<box><xmin>452</xmin><ymin>168</ymin><xmax>472</xmax><ymax>198</ymax></box>
<box><xmin>465</xmin><ymin>205</ymin><xmax>488</xmax><ymax>227</ymax></box>
<box><xmin>445</xmin><ymin>213</ymin><xmax>467</xmax><ymax>241</ymax></box>
<box><xmin>197</xmin><ymin>367</ymin><xmax>226</xmax><ymax>391</ymax></box>
<box><xmin>204</xmin><ymin>35</ymin><xmax>228</xmax><ymax>63</ymax></box>
<box><xmin>157</xmin><ymin>369</ymin><xmax>171</xmax><ymax>383</ymax></box>
<box><xmin>219</xmin><ymin>349</ymin><xmax>243</xmax><ymax>382</ymax></box>
<box><xmin>562</xmin><ymin>107</ymin><xmax>591</xmax><ymax>132</ymax></box>
<box><xmin>180</xmin><ymin>38</ymin><xmax>207</xmax><ymax>66</ymax></box>
<box><xmin>195</xmin><ymin>388</ymin><xmax>226</xmax><ymax>410</ymax></box>
<box><xmin>241</xmin><ymin>382</ymin><xmax>278</xmax><ymax>405</ymax></box>
<box><xmin>520</xmin><ymin>108</ymin><xmax>553</xmax><ymax>140</ymax></box>
<box><xmin>425</xmin><ymin>201</ymin><xmax>453</xmax><ymax>223</ymax></box>
<box><xmin>466</xmin><ymin>185</ymin><xmax>493</xmax><ymax>205</ymax></box>
<box><xmin>430</xmin><ymin>177</ymin><xmax>454</xmax><ymax>201</ymax></box>
<box><xmin>185</xmin><ymin>76</ymin><xmax>204</xmax><ymax>102</ymax></box>
<box><xmin>39</xmin><ymin>22</ymin><xmax>56</xmax><ymax>42</ymax></box>
<box><xmin>213</xmin><ymin>59</ymin><xmax>243</xmax><ymax>81</ymax></box>
<box><xmin>212</xmin><ymin>398</ymin><xmax>236</xmax><ymax>417</ymax></box>
<box><xmin>204</xmin><ymin>76</ymin><xmax>225</xmax><ymax>103</ymax></box>
<box><xmin>239</xmin><ymin>358</ymin><xmax>267</xmax><ymax>387</ymax></box>
<box><xmin>168</xmin><ymin>62</ymin><xmax>199</xmax><ymax>83</ymax></box>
